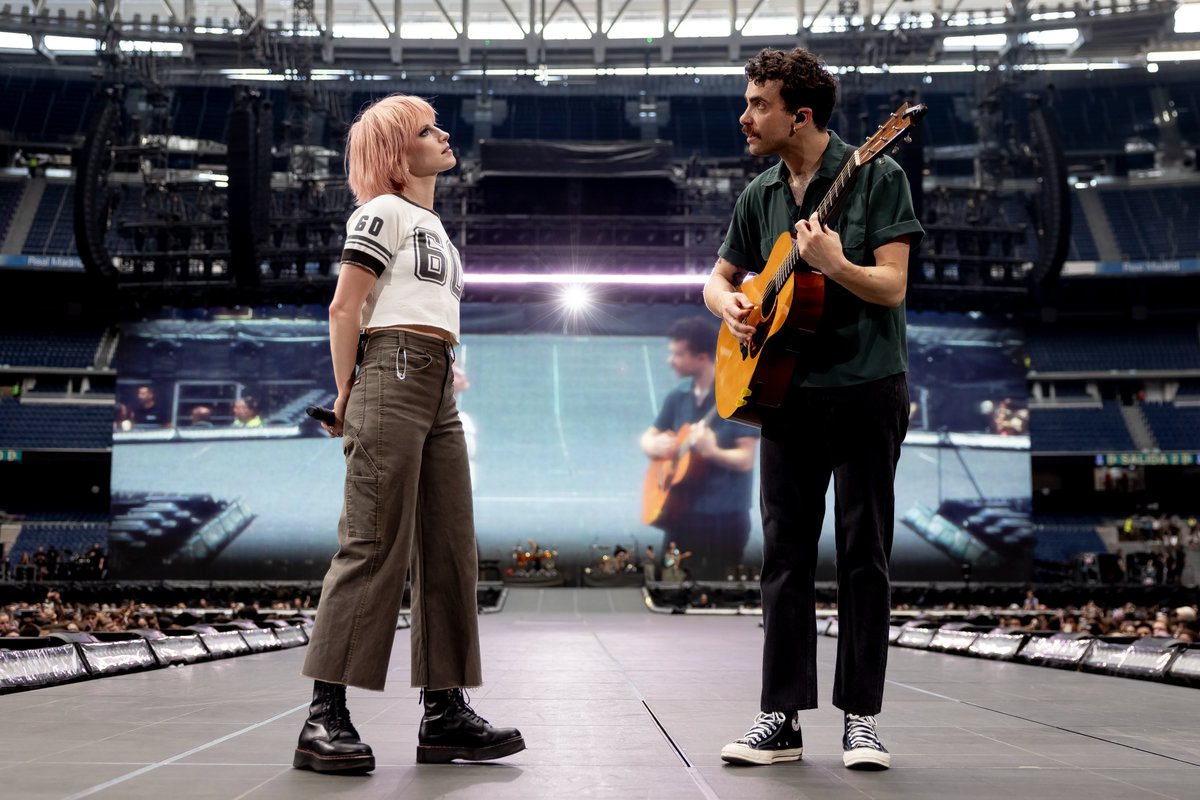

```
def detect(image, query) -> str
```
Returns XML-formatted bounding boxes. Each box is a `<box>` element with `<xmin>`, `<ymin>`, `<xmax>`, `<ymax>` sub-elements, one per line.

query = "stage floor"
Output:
<box><xmin>3</xmin><ymin>588</ymin><xmax>1198</xmax><ymax>800</ymax></box>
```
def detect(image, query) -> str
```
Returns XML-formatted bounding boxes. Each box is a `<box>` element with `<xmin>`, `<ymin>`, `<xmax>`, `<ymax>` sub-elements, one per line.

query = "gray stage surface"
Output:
<box><xmin>4</xmin><ymin>588</ymin><xmax>1196</xmax><ymax>800</ymax></box>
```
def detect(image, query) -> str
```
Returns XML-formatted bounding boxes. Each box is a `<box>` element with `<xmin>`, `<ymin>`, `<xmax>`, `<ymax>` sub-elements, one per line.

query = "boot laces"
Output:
<box><xmin>449</xmin><ymin>689</ymin><xmax>490</xmax><ymax>726</ymax></box>
<box><xmin>845</xmin><ymin>714</ymin><xmax>882</xmax><ymax>750</ymax></box>
<box><xmin>736</xmin><ymin>711</ymin><xmax>786</xmax><ymax>746</ymax></box>
<box><xmin>327</xmin><ymin>686</ymin><xmax>359</xmax><ymax>738</ymax></box>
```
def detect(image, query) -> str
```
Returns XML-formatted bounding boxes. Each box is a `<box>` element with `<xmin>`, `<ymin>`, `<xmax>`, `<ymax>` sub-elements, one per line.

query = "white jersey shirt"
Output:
<box><xmin>340</xmin><ymin>193</ymin><xmax>464</xmax><ymax>343</ymax></box>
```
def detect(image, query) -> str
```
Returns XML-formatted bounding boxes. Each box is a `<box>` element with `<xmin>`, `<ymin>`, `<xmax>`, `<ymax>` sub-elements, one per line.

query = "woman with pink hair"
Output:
<box><xmin>293</xmin><ymin>94</ymin><xmax>523</xmax><ymax>775</ymax></box>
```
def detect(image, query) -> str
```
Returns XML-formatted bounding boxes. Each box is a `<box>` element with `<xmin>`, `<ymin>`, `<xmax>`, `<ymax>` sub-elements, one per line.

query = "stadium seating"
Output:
<box><xmin>20</xmin><ymin>183</ymin><xmax>76</xmax><ymax>256</ymax></box>
<box><xmin>1068</xmin><ymin>191</ymin><xmax>1100</xmax><ymax>262</ymax></box>
<box><xmin>1140</xmin><ymin>404</ymin><xmax>1200</xmax><ymax>451</ymax></box>
<box><xmin>5</xmin><ymin>522</ymin><xmax>108</xmax><ymax>573</ymax></box>
<box><xmin>1027</xmin><ymin>326</ymin><xmax>1200</xmax><ymax>373</ymax></box>
<box><xmin>0</xmin><ymin>398</ymin><xmax>112</xmax><ymax>450</ymax></box>
<box><xmin>0</xmin><ymin>330</ymin><xmax>103</xmax><ymax>368</ymax></box>
<box><xmin>0</xmin><ymin>180</ymin><xmax>25</xmax><ymax>243</ymax></box>
<box><xmin>1032</xmin><ymin>520</ymin><xmax>1104</xmax><ymax>563</ymax></box>
<box><xmin>1029</xmin><ymin>402</ymin><xmax>1136</xmax><ymax>453</ymax></box>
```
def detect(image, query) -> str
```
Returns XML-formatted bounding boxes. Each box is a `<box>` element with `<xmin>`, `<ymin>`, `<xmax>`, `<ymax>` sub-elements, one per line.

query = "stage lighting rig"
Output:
<box><xmin>72</xmin><ymin>0</ymin><xmax>354</xmax><ymax>301</ymax></box>
<box><xmin>220</xmin><ymin>0</ymin><xmax>351</xmax><ymax>289</ymax></box>
<box><xmin>904</xmin><ymin>29</ymin><xmax>1073</xmax><ymax>312</ymax></box>
<box><xmin>75</xmin><ymin>33</ymin><xmax>236</xmax><ymax>287</ymax></box>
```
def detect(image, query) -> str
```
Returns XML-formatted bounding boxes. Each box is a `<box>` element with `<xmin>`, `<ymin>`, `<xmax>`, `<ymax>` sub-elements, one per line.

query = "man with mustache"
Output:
<box><xmin>704</xmin><ymin>48</ymin><xmax>924</xmax><ymax>770</ymax></box>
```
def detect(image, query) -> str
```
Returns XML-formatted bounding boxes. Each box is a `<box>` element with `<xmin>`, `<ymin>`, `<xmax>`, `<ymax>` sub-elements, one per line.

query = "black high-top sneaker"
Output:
<box><xmin>292</xmin><ymin>681</ymin><xmax>375</xmax><ymax>774</ymax></box>
<box><xmin>416</xmin><ymin>688</ymin><xmax>525</xmax><ymax>764</ymax></box>
<box><xmin>842</xmin><ymin>712</ymin><xmax>890</xmax><ymax>769</ymax></box>
<box><xmin>720</xmin><ymin>711</ymin><xmax>804</xmax><ymax>765</ymax></box>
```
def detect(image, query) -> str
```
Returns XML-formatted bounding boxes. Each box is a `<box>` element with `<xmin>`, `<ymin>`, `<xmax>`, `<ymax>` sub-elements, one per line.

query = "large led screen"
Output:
<box><xmin>110</xmin><ymin>305</ymin><xmax>1031</xmax><ymax>582</ymax></box>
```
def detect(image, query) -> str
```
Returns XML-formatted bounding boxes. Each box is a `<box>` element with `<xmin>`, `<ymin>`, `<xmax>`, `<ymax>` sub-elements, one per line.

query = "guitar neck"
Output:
<box><xmin>815</xmin><ymin>152</ymin><xmax>860</xmax><ymax>228</ymax></box>
<box><xmin>771</xmin><ymin>152</ymin><xmax>861</xmax><ymax>292</ymax></box>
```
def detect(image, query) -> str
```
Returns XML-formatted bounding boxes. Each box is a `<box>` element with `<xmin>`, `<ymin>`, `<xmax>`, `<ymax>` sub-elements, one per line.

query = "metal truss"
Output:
<box><xmin>0</xmin><ymin>0</ymin><xmax>1190</xmax><ymax>73</ymax></box>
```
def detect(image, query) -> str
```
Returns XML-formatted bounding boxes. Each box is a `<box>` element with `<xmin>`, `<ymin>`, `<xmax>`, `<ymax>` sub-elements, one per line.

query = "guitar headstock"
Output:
<box><xmin>854</xmin><ymin>102</ymin><xmax>928</xmax><ymax>167</ymax></box>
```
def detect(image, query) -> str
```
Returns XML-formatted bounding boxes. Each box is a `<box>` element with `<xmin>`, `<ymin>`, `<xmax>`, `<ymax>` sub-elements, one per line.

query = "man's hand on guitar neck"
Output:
<box><xmin>794</xmin><ymin>211</ymin><xmax>848</xmax><ymax>278</ymax></box>
<box><xmin>795</xmin><ymin>211</ymin><xmax>911</xmax><ymax>309</ymax></box>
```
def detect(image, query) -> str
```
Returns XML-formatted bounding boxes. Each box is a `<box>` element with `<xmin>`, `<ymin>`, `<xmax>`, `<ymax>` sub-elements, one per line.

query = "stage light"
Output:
<box><xmin>43</xmin><ymin>35</ymin><xmax>99</xmax><ymax>53</ymax></box>
<box><xmin>0</xmin><ymin>32</ymin><xmax>33</xmax><ymax>50</ymax></box>
<box><xmin>117</xmin><ymin>40</ymin><xmax>184</xmax><ymax>54</ymax></box>
<box><xmin>465</xmin><ymin>273</ymin><xmax>707</xmax><ymax>286</ymax></box>
<box><xmin>559</xmin><ymin>284</ymin><xmax>592</xmax><ymax>315</ymax></box>
<box><xmin>1147</xmin><ymin>50</ymin><xmax>1200</xmax><ymax>62</ymax></box>
<box><xmin>942</xmin><ymin>33</ymin><xmax>1007</xmax><ymax>51</ymax></box>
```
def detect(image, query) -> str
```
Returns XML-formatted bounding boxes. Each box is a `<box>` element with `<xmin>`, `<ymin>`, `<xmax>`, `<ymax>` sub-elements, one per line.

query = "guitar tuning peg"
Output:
<box><xmin>904</xmin><ymin>134</ymin><xmax>912</xmax><ymax>144</ymax></box>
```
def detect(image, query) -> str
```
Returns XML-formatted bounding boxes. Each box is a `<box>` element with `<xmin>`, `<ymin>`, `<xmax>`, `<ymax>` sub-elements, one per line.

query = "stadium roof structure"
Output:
<box><xmin>0</xmin><ymin>0</ymin><xmax>1198</xmax><ymax>78</ymax></box>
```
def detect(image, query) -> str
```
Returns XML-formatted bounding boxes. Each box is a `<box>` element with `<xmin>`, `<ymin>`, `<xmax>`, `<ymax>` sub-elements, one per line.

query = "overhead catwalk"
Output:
<box><xmin>2</xmin><ymin>588</ymin><xmax>1197</xmax><ymax>800</ymax></box>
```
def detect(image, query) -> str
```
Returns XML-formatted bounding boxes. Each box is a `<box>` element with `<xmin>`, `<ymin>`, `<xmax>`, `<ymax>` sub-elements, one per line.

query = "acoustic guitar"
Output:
<box><xmin>714</xmin><ymin>102</ymin><xmax>927</xmax><ymax>427</ymax></box>
<box><xmin>641</xmin><ymin>405</ymin><xmax>719</xmax><ymax>528</ymax></box>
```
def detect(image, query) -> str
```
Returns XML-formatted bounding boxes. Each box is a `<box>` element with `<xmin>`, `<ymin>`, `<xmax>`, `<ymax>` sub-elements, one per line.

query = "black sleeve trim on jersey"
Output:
<box><xmin>345</xmin><ymin>234</ymin><xmax>393</xmax><ymax>261</ymax></box>
<box><xmin>341</xmin><ymin>249</ymin><xmax>387</xmax><ymax>277</ymax></box>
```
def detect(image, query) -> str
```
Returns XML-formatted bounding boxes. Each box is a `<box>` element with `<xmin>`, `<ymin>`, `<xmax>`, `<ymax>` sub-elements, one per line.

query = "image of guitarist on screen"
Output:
<box><xmin>639</xmin><ymin>316</ymin><xmax>759</xmax><ymax>581</ymax></box>
<box><xmin>704</xmin><ymin>48</ymin><xmax>924</xmax><ymax>770</ymax></box>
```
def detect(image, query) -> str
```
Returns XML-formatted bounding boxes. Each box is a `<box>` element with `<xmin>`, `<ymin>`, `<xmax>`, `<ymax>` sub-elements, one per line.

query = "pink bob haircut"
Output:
<box><xmin>345</xmin><ymin>94</ymin><xmax>437</xmax><ymax>205</ymax></box>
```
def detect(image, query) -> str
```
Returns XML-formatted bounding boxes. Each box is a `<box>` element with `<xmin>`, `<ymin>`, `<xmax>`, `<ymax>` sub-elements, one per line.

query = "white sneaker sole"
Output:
<box><xmin>843</xmin><ymin>747</ymin><xmax>891</xmax><ymax>769</ymax></box>
<box><xmin>720</xmin><ymin>743</ymin><xmax>803</xmax><ymax>766</ymax></box>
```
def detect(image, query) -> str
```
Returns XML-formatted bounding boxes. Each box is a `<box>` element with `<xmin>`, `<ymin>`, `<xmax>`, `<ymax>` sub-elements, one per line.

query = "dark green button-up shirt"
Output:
<box><xmin>718</xmin><ymin>130</ymin><xmax>924</xmax><ymax>388</ymax></box>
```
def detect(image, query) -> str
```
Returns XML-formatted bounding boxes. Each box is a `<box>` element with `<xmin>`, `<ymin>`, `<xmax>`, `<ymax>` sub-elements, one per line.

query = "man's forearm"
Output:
<box><xmin>704</xmin><ymin>272</ymin><xmax>738</xmax><ymax>318</ymax></box>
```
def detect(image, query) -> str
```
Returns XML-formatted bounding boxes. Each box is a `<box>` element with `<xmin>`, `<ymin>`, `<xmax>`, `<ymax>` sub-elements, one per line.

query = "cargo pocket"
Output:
<box><xmin>344</xmin><ymin>475</ymin><xmax>379</xmax><ymax>540</ymax></box>
<box><xmin>343</xmin><ymin>435</ymin><xmax>380</xmax><ymax>540</ymax></box>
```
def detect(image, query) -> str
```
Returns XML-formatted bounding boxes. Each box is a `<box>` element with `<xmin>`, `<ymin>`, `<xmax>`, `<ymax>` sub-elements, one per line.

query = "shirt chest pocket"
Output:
<box><xmin>759</xmin><ymin>234</ymin><xmax>782</xmax><ymax>266</ymax></box>
<box><xmin>838</xmin><ymin>221</ymin><xmax>868</xmax><ymax>266</ymax></box>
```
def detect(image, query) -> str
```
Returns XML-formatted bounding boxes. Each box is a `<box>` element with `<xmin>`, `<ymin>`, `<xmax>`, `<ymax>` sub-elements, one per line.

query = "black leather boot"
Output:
<box><xmin>293</xmin><ymin>680</ymin><xmax>375</xmax><ymax>774</ymax></box>
<box><xmin>416</xmin><ymin>688</ymin><xmax>525</xmax><ymax>763</ymax></box>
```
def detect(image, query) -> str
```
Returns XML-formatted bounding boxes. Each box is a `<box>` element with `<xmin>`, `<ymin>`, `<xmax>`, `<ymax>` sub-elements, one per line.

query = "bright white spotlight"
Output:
<box><xmin>560</xmin><ymin>284</ymin><xmax>592</xmax><ymax>314</ymax></box>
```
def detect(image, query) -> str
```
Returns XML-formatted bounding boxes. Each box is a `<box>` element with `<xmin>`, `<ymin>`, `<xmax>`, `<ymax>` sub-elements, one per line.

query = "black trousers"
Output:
<box><xmin>758</xmin><ymin>373</ymin><xmax>908</xmax><ymax>716</ymax></box>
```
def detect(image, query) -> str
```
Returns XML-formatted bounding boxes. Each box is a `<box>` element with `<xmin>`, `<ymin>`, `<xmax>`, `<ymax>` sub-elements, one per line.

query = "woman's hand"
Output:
<box><xmin>324</xmin><ymin>394</ymin><xmax>348</xmax><ymax>437</ymax></box>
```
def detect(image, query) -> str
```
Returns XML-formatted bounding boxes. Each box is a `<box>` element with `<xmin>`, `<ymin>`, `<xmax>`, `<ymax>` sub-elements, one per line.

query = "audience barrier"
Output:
<box><xmin>134</xmin><ymin>629</ymin><xmax>211</xmax><ymax>665</ymax></box>
<box><xmin>843</xmin><ymin>622</ymin><xmax>1194</xmax><ymax>687</ymax></box>
<box><xmin>968</xmin><ymin>629</ymin><xmax>1031</xmax><ymax>659</ymax></box>
<box><xmin>895</xmin><ymin>621</ymin><xmax>940</xmax><ymax>649</ymax></box>
<box><xmin>0</xmin><ymin>642</ymin><xmax>88</xmax><ymax>690</ymax></box>
<box><xmin>5</xmin><ymin>586</ymin><xmax>1194</xmax><ymax>692</ymax></box>
<box><xmin>0</xmin><ymin>619</ymin><xmax>318</xmax><ymax>693</ymax></box>
<box><xmin>1166</xmin><ymin>645</ymin><xmax>1200</xmax><ymax>685</ymax></box>
<box><xmin>0</xmin><ymin>582</ymin><xmax>503</xmax><ymax>693</ymax></box>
